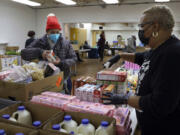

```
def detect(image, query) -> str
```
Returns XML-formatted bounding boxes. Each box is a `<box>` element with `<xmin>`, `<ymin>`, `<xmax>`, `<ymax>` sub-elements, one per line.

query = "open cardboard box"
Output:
<box><xmin>43</xmin><ymin>111</ymin><xmax>116</xmax><ymax>135</ymax></box>
<box><xmin>0</xmin><ymin>72</ymin><xmax>63</xmax><ymax>101</ymax></box>
<box><xmin>0</xmin><ymin>122</ymin><xmax>38</xmax><ymax>135</ymax></box>
<box><xmin>0</xmin><ymin>102</ymin><xmax>62</xmax><ymax>129</ymax></box>
<box><xmin>39</xmin><ymin>130</ymin><xmax>67</xmax><ymax>135</ymax></box>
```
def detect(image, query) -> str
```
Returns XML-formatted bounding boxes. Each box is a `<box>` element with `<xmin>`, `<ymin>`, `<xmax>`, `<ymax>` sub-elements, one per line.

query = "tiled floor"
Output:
<box><xmin>71</xmin><ymin>57</ymin><xmax>141</xmax><ymax>135</ymax></box>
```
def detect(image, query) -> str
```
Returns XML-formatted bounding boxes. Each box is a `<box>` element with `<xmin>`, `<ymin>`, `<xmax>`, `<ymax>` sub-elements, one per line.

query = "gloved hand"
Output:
<box><xmin>103</xmin><ymin>55</ymin><xmax>121</xmax><ymax>69</ymax></box>
<box><xmin>101</xmin><ymin>92</ymin><xmax>133</xmax><ymax>105</ymax></box>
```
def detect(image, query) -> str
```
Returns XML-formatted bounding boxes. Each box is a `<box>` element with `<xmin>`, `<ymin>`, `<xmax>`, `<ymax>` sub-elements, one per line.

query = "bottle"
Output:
<box><xmin>0</xmin><ymin>130</ymin><xmax>6</xmax><ymax>135</ymax></box>
<box><xmin>95</xmin><ymin>121</ymin><xmax>109</xmax><ymax>135</ymax></box>
<box><xmin>11</xmin><ymin>106</ymin><xmax>32</xmax><ymax>125</ymax></box>
<box><xmin>52</xmin><ymin>124</ymin><xmax>67</xmax><ymax>133</ymax></box>
<box><xmin>2</xmin><ymin>114</ymin><xmax>16</xmax><ymax>122</ymax></box>
<box><xmin>77</xmin><ymin>119</ymin><xmax>95</xmax><ymax>135</ymax></box>
<box><xmin>33</xmin><ymin>121</ymin><xmax>42</xmax><ymax>127</ymax></box>
<box><xmin>60</xmin><ymin>115</ymin><xmax>78</xmax><ymax>134</ymax></box>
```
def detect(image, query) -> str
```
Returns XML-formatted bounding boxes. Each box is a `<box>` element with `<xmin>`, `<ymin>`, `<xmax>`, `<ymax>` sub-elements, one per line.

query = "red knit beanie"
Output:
<box><xmin>46</xmin><ymin>13</ymin><xmax>61</xmax><ymax>32</ymax></box>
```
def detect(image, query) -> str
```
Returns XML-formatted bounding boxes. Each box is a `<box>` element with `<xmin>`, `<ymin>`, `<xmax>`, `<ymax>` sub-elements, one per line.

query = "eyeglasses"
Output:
<box><xmin>138</xmin><ymin>21</ymin><xmax>153</xmax><ymax>28</ymax></box>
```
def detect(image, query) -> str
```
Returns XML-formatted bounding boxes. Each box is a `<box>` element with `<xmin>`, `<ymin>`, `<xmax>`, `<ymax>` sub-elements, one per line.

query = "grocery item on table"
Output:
<box><xmin>95</xmin><ymin>121</ymin><xmax>109</xmax><ymax>135</ymax></box>
<box><xmin>97</xmin><ymin>70</ymin><xmax>127</xmax><ymax>82</ymax></box>
<box><xmin>31</xmin><ymin>95</ymin><xmax>69</xmax><ymax>110</ymax></box>
<box><xmin>22</xmin><ymin>63</ymin><xmax>44</xmax><ymax>81</ymax></box>
<box><xmin>77</xmin><ymin>119</ymin><xmax>95</xmax><ymax>135</ymax></box>
<box><xmin>47</xmin><ymin>50</ymin><xmax>57</xmax><ymax>63</ymax></box>
<box><xmin>2</xmin><ymin>114</ymin><xmax>16</xmax><ymax>122</ymax></box>
<box><xmin>0</xmin><ymin>129</ymin><xmax>6</xmax><ymax>135</ymax></box>
<box><xmin>73</xmin><ymin>76</ymin><xmax>97</xmax><ymax>94</ymax></box>
<box><xmin>0</xmin><ymin>70</ymin><xmax>13</xmax><ymax>80</ymax></box>
<box><xmin>75</xmin><ymin>84</ymin><xmax>107</xmax><ymax>103</ymax></box>
<box><xmin>103</xmin><ymin>84</ymin><xmax>115</xmax><ymax>94</ymax></box>
<box><xmin>33</xmin><ymin>121</ymin><xmax>42</xmax><ymax>127</ymax></box>
<box><xmin>41</xmin><ymin>92</ymin><xmax>76</xmax><ymax>102</ymax></box>
<box><xmin>52</xmin><ymin>124</ymin><xmax>67</xmax><ymax>133</ymax></box>
<box><xmin>11</xmin><ymin>106</ymin><xmax>32</xmax><ymax>125</ymax></box>
<box><xmin>60</xmin><ymin>115</ymin><xmax>78</xmax><ymax>134</ymax></box>
<box><xmin>3</xmin><ymin>66</ymin><xmax>31</xmax><ymax>83</ymax></box>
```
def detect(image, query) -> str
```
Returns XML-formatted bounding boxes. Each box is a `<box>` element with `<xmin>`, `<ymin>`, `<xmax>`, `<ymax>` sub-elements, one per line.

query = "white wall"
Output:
<box><xmin>36</xmin><ymin>2</ymin><xmax>180</xmax><ymax>37</ymax></box>
<box><xmin>0</xmin><ymin>0</ymin><xmax>36</xmax><ymax>49</ymax></box>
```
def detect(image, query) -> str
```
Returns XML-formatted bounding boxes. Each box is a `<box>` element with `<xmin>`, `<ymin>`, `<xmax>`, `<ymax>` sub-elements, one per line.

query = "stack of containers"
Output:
<box><xmin>96</xmin><ymin>70</ymin><xmax>128</xmax><ymax>94</ymax></box>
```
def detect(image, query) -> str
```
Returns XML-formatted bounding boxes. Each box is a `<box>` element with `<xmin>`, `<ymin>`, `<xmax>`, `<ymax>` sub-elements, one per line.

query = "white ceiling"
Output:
<box><xmin>28</xmin><ymin>0</ymin><xmax>180</xmax><ymax>9</ymax></box>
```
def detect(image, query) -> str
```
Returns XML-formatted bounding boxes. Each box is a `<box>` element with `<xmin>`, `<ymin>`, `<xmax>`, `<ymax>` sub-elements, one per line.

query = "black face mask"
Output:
<box><xmin>138</xmin><ymin>30</ymin><xmax>150</xmax><ymax>46</ymax></box>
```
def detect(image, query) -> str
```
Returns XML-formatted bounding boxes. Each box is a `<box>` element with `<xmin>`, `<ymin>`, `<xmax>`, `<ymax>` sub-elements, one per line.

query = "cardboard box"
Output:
<box><xmin>0</xmin><ymin>72</ymin><xmax>63</xmax><ymax>101</ymax></box>
<box><xmin>43</xmin><ymin>111</ymin><xmax>116</xmax><ymax>135</ymax></box>
<box><xmin>0</xmin><ymin>102</ymin><xmax>62</xmax><ymax>129</ymax></box>
<box><xmin>0</xmin><ymin>122</ymin><xmax>38</xmax><ymax>135</ymax></box>
<box><xmin>39</xmin><ymin>130</ymin><xmax>67</xmax><ymax>135</ymax></box>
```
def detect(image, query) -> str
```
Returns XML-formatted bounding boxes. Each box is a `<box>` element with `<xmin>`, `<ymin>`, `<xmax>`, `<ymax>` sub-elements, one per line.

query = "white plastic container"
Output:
<box><xmin>95</xmin><ymin>121</ymin><xmax>109</xmax><ymax>135</ymax></box>
<box><xmin>11</xmin><ymin>106</ymin><xmax>32</xmax><ymax>125</ymax></box>
<box><xmin>0</xmin><ymin>129</ymin><xmax>6</xmax><ymax>135</ymax></box>
<box><xmin>2</xmin><ymin>114</ymin><xmax>17</xmax><ymax>122</ymax></box>
<box><xmin>33</xmin><ymin>121</ymin><xmax>42</xmax><ymax>127</ymax></box>
<box><xmin>77</xmin><ymin>119</ymin><xmax>95</xmax><ymax>135</ymax></box>
<box><xmin>60</xmin><ymin>115</ymin><xmax>78</xmax><ymax>134</ymax></box>
<box><xmin>52</xmin><ymin>124</ymin><xmax>67</xmax><ymax>133</ymax></box>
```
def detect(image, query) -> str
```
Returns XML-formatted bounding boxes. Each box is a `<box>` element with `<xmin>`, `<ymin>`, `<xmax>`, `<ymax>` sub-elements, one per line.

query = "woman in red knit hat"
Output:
<box><xmin>21</xmin><ymin>13</ymin><xmax>77</xmax><ymax>94</ymax></box>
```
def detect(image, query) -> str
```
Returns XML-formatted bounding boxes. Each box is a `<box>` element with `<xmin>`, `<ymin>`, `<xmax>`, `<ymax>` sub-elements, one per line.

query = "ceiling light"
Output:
<box><xmin>155</xmin><ymin>0</ymin><xmax>170</xmax><ymax>2</ymax></box>
<box><xmin>55</xmin><ymin>0</ymin><xmax>76</xmax><ymax>5</ymax></box>
<box><xmin>11</xmin><ymin>0</ymin><xmax>41</xmax><ymax>6</ymax></box>
<box><xmin>102</xmin><ymin>0</ymin><xmax>119</xmax><ymax>4</ymax></box>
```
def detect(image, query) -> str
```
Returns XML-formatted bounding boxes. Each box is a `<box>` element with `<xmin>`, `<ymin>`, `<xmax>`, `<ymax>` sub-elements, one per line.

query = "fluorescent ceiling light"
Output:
<box><xmin>11</xmin><ymin>0</ymin><xmax>41</xmax><ymax>6</ymax></box>
<box><xmin>102</xmin><ymin>0</ymin><xmax>119</xmax><ymax>4</ymax></box>
<box><xmin>55</xmin><ymin>0</ymin><xmax>76</xmax><ymax>5</ymax></box>
<box><xmin>155</xmin><ymin>0</ymin><xmax>170</xmax><ymax>2</ymax></box>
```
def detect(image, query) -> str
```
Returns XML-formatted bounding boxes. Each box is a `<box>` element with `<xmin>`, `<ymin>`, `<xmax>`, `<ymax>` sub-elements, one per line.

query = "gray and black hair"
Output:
<box><xmin>144</xmin><ymin>5</ymin><xmax>175</xmax><ymax>31</ymax></box>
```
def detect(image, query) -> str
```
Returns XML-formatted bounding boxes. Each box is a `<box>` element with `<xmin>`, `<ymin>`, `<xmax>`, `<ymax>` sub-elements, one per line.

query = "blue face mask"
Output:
<box><xmin>49</xmin><ymin>34</ymin><xmax>60</xmax><ymax>44</ymax></box>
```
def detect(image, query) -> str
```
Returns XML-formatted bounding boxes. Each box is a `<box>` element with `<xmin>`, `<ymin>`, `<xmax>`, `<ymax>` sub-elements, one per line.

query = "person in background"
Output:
<box><xmin>126</xmin><ymin>35</ymin><xmax>137</xmax><ymax>53</ymax></box>
<box><xmin>25</xmin><ymin>31</ymin><xmax>35</xmax><ymax>48</ymax></box>
<box><xmin>98</xmin><ymin>31</ymin><xmax>106</xmax><ymax>62</ymax></box>
<box><xmin>105</xmin><ymin>41</ymin><xmax>110</xmax><ymax>49</ymax></box>
<box><xmin>103</xmin><ymin>5</ymin><xmax>180</xmax><ymax>135</ymax></box>
<box><xmin>21</xmin><ymin>13</ymin><xmax>77</xmax><ymax>94</ymax></box>
<box><xmin>83</xmin><ymin>41</ymin><xmax>91</xmax><ymax>49</ymax></box>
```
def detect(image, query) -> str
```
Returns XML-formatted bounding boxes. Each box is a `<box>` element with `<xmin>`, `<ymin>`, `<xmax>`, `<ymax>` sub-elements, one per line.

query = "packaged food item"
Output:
<box><xmin>41</xmin><ymin>92</ymin><xmax>76</xmax><ymax>101</ymax></box>
<box><xmin>77</xmin><ymin>119</ymin><xmax>95</xmax><ymax>135</ymax></box>
<box><xmin>95</xmin><ymin>121</ymin><xmax>109</xmax><ymax>135</ymax></box>
<box><xmin>11</xmin><ymin>106</ymin><xmax>32</xmax><ymax>125</ymax></box>
<box><xmin>52</xmin><ymin>124</ymin><xmax>67</xmax><ymax>133</ymax></box>
<box><xmin>60</xmin><ymin>115</ymin><xmax>78</xmax><ymax>134</ymax></box>
<box><xmin>47</xmin><ymin>50</ymin><xmax>57</xmax><ymax>63</ymax></box>
<box><xmin>103</xmin><ymin>84</ymin><xmax>115</xmax><ymax>94</ymax></box>
<box><xmin>97</xmin><ymin>70</ymin><xmax>127</xmax><ymax>82</ymax></box>
<box><xmin>2</xmin><ymin>114</ymin><xmax>16</xmax><ymax>122</ymax></box>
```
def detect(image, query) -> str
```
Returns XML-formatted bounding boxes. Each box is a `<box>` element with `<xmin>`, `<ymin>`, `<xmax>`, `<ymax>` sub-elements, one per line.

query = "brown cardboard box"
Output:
<box><xmin>0</xmin><ymin>102</ymin><xmax>63</xmax><ymax>129</ymax></box>
<box><xmin>39</xmin><ymin>130</ymin><xmax>67</xmax><ymax>135</ymax></box>
<box><xmin>0</xmin><ymin>122</ymin><xmax>38</xmax><ymax>135</ymax></box>
<box><xmin>43</xmin><ymin>111</ymin><xmax>116</xmax><ymax>135</ymax></box>
<box><xmin>0</xmin><ymin>72</ymin><xmax>63</xmax><ymax>101</ymax></box>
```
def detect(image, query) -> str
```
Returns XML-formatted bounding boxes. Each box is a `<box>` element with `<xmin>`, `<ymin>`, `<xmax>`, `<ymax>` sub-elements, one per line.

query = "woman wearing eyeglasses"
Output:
<box><xmin>103</xmin><ymin>5</ymin><xmax>180</xmax><ymax>135</ymax></box>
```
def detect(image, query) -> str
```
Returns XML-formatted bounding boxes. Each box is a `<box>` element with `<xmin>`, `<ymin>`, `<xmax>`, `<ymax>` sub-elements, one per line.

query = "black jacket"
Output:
<box><xmin>135</xmin><ymin>35</ymin><xmax>180</xmax><ymax>135</ymax></box>
<box><xmin>25</xmin><ymin>38</ymin><xmax>35</xmax><ymax>48</ymax></box>
<box><xmin>21</xmin><ymin>35</ymin><xmax>77</xmax><ymax>79</ymax></box>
